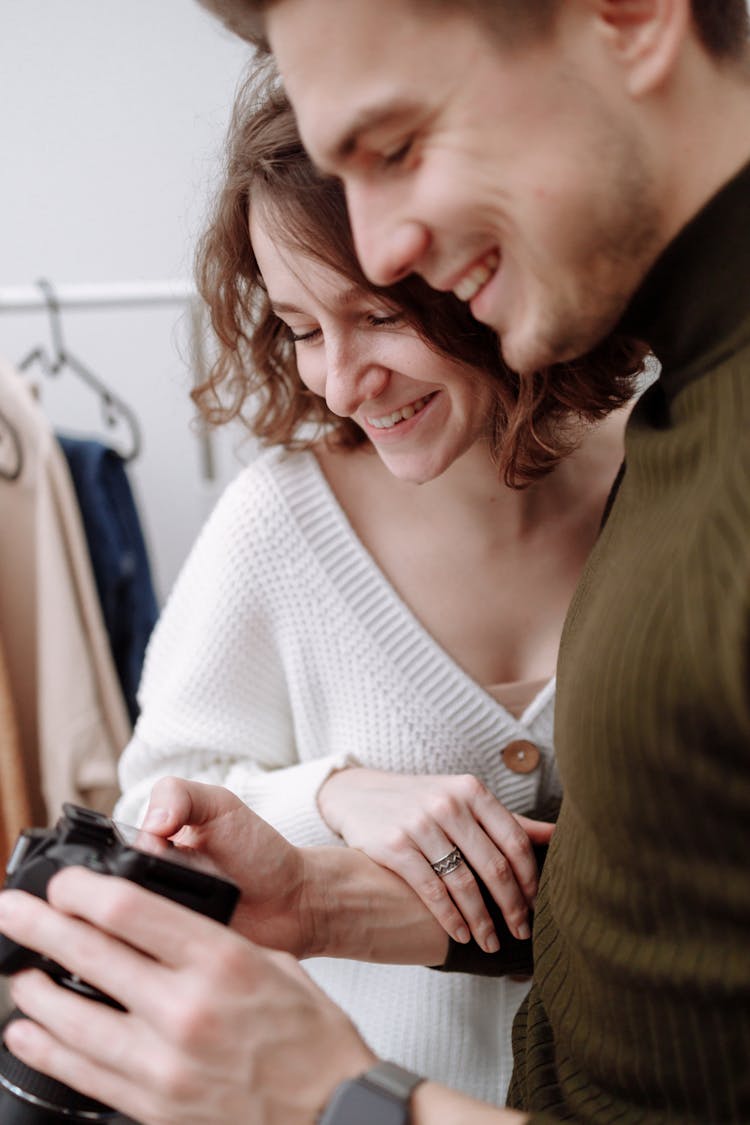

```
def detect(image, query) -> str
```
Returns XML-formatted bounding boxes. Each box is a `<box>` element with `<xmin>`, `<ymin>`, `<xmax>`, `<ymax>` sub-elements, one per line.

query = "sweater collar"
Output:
<box><xmin>617</xmin><ymin>158</ymin><xmax>750</xmax><ymax>401</ymax></box>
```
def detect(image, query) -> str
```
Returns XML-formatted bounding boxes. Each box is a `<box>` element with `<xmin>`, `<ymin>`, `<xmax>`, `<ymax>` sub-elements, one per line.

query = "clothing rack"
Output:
<box><xmin>0</xmin><ymin>279</ymin><xmax>196</xmax><ymax>313</ymax></box>
<box><xmin>0</xmin><ymin>279</ymin><xmax>216</xmax><ymax>481</ymax></box>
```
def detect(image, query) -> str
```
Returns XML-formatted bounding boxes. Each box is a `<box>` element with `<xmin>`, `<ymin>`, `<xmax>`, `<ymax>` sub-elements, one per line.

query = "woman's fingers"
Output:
<box><xmin>449</xmin><ymin>813</ymin><xmax>532</xmax><ymax>940</ymax></box>
<box><xmin>513</xmin><ymin>813</ymin><xmax>555</xmax><ymax>844</ymax></box>
<box><xmin>329</xmin><ymin>769</ymin><xmax>553</xmax><ymax>950</ymax></box>
<box><xmin>384</xmin><ymin>784</ymin><xmax>550</xmax><ymax>946</ymax></box>
<box><xmin>415</xmin><ymin>779</ymin><xmax>539</xmax><ymax>937</ymax></box>
<box><xmin>462</xmin><ymin>782</ymin><xmax>556</xmax><ymax>910</ymax></box>
<box><xmin>377</xmin><ymin>826</ymin><xmax>500</xmax><ymax>951</ymax></box>
<box><xmin>434</xmin><ymin>858</ymin><xmax>503</xmax><ymax>951</ymax></box>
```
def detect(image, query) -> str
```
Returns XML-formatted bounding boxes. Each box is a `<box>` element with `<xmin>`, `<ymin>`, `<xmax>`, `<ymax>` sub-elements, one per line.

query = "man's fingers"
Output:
<box><xmin>48</xmin><ymin>868</ymin><xmax>246</xmax><ymax>970</ymax></box>
<box><xmin>9</xmin><ymin>970</ymin><xmax>152</xmax><ymax>1083</ymax></box>
<box><xmin>0</xmin><ymin>884</ymin><xmax>171</xmax><ymax>1013</ymax></box>
<box><xmin>0</xmin><ymin>873</ymin><xmax>252</xmax><ymax>1021</ymax></box>
<box><xmin>3</xmin><ymin>1011</ymin><xmax>154</xmax><ymax>1124</ymax></box>
<box><xmin>142</xmin><ymin>776</ymin><xmax>224</xmax><ymax>836</ymax></box>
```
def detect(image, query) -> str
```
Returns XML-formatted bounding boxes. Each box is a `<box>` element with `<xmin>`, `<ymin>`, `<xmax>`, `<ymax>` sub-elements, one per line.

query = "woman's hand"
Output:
<box><xmin>317</xmin><ymin>768</ymin><xmax>554</xmax><ymax>953</ymax></box>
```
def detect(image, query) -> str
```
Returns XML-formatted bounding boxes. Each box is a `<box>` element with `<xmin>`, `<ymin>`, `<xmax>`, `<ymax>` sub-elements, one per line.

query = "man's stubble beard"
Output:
<box><xmin>502</xmin><ymin>114</ymin><xmax>664</xmax><ymax>377</ymax></box>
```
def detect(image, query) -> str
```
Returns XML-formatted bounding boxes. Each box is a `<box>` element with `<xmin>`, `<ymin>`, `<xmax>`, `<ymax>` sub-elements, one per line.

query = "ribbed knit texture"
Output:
<box><xmin>116</xmin><ymin>445</ymin><xmax>561</xmax><ymax>1104</ymax></box>
<box><xmin>504</xmin><ymin>161</ymin><xmax>750</xmax><ymax>1122</ymax></box>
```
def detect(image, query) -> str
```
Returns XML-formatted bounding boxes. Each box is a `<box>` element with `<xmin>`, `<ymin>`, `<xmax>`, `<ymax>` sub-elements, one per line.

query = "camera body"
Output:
<box><xmin>0</xmin><ymin>802</ymin><xmax>239</xmax><ymax>992</ymax></box>
<box><xmin>0</xmin><ymin>803</ymin><xmax>240</xmax><ymax>1123</ymax></box>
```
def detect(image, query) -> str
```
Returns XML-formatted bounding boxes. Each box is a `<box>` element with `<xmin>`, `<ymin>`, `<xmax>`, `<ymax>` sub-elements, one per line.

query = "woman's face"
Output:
<box><xmin>250</xmin><ymin>211</ymin><xmax>496</xmax><ymax>485</ymax></box>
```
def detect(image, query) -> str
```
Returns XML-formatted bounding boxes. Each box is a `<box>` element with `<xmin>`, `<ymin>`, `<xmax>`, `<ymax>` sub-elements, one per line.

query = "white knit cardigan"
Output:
<box><xmin>116</xmin><ymin>445</ymin><xmax>560</xmax><ymax>1105</ymax></box>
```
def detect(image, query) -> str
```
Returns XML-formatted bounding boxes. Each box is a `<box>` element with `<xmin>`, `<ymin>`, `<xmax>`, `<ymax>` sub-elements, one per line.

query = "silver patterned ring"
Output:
<box><xmin>429</xmin><ymin>846</ymin><xmax>465</xmax><ymax>878</ymax></box>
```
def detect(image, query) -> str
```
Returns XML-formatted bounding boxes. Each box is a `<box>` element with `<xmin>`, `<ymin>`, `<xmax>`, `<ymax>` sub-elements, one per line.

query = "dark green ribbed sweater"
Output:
<box><xmin>509</xmin><ymin>161</ymin><xmax>750</xmax><ymax>1122</ymax></box>
<box><xmin>443</xmin><ymin>161</ymin><xmax>750</xmax><ymax>1121</ymax></box>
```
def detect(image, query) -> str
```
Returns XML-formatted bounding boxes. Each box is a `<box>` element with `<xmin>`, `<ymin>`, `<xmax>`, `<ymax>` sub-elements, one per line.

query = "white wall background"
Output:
<box><xmin>0</xmin><ymin>0</ymin><xmax>258</xmax><ymax>600</ymax></box>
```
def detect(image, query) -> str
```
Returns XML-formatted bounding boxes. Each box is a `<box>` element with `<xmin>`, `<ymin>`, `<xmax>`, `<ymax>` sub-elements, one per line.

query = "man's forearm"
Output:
<box><xmin>300</xmin><ymin>845</ymin><xmax>450</xmax><ymax>965</ymax></box>
<box><xmin>413</xmin><ymin>1083</ymin><xmax>529</xmax><ymax>1123</ymax></box>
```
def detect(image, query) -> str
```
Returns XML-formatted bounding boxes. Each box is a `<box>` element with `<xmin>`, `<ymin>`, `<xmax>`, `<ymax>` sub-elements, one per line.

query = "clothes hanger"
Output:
<box><xmin>18</xmin><ymin>278</ymin><xmax>142</xmax><ymax>462</ymax></box>
<box><xmin>0</xmin><ymin>406</ymin><xmax>23</xmax><ymax>481</ymax></box>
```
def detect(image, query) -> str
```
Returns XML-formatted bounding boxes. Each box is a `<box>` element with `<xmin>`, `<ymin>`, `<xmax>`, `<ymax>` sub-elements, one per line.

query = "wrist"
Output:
<box><xmin>411</xmin><ymin>1082</ymin><xmax>529</xmax><ymax>1123</ymax></box>
<box><xmin>317</xmin><ymin>1060</ymin><xmax>424</xmax><ymax>1125</ymax></box>
<box><xmin>316</xmin><ymin>766</ymin><xmax>363</xmax><ymax>835</ymax></box>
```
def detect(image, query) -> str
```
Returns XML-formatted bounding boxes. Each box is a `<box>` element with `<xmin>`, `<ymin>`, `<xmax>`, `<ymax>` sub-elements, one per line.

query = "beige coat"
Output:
<box><xmin>0</xmin><ymin>357</ymin><xmax>129</xmax><ymax>826</ymax></box>
<box><xmin>0</xmin><ymin>628</ymin><xmax>32</xmax><ymax>869</ymax></box>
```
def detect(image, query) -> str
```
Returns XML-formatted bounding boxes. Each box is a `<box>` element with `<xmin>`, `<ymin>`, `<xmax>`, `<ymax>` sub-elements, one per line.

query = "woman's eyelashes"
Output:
<box><xmin>367</xmin><ymin>312</ymin><xmax>402</xmax><ymax>328</ymax></box>
<box><xmin>289</xmin><ymin>326</ymin><xmax>321</xmax><ymax>343</ymax></box>
<box><xmin>286</xmin><ymin>312</ymin><xmax>403</xmax><ymax>344</ymax></box>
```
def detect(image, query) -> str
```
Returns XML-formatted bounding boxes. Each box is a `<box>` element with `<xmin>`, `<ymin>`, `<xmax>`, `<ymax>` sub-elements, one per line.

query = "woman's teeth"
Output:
<box><xmin>453</xmin><ymin>249</ymin><xmax>500</xmax><ymax>302</ymax></box>
<box><xmin>367</xmin><ymin>393</ymin><xmax>435</xmax><ymax>430</ymax></box>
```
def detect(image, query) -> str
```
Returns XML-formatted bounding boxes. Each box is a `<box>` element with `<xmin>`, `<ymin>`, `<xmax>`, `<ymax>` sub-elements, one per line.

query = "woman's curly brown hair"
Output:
<box><xmin>194</xmin><ymin>62</ymin><xmax>646</xmax><ymax>487</ymax></box>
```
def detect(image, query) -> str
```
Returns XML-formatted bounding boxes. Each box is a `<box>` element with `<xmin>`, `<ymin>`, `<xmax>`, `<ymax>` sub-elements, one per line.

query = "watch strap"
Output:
<box><xmin>362</xmin><ymin>1061</ymin><xmax>425</xmax><ymax>1100</ymax></box>
<box><xmin>317</xmin><ymin>1060</ymin><xmax>425</xmax><ymax>1124</ymax></box>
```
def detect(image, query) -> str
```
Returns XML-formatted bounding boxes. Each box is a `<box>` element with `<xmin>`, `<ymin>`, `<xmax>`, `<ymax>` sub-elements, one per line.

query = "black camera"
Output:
<box><xmin>0</xmin><ymin>802</ymin><xmax>240</xmax><ymax>1124</ymax></box>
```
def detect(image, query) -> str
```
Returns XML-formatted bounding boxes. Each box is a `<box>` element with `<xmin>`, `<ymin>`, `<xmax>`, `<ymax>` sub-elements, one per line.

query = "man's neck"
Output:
<box><xmin>653</xmin><ymin>44</ymin><xmax>750</xmax><ymax>257</ymax></box>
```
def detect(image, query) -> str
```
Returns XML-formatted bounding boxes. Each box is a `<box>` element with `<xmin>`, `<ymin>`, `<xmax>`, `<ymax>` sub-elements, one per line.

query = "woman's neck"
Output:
<box><xmin>313</xmin><ymin>406</ymin><xmax>629</xmax><ymax>687</ymax></box>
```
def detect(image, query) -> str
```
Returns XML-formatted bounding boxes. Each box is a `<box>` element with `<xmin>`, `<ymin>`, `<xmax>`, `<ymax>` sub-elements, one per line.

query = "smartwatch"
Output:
<box><xmin>317</xmin><ymin>1060</ymin><xmax>425</xmax><ymax>1125</ymax></box>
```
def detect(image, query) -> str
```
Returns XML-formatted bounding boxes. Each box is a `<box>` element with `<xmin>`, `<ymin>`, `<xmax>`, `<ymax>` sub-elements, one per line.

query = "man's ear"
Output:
<box><xmin>594</xmin><ymin>0</ymin><xmax>691</xmax><ymax>97</ymax></box>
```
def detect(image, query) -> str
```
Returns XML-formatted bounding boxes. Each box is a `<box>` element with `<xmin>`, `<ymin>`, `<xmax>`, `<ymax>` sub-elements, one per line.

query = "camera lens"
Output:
<box><xmin>0</xmin><ymin>1012</ymin><xmax>134</xmax><ymax>1123</ymax></box>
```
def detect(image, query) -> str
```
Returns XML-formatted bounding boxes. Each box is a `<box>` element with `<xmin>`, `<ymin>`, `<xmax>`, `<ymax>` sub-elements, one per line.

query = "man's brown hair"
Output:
<box><xmin>194</xmin><ymin>64</ymin><xmax>643</xmax><ymax>487</ymax></box>
<box><xmin>198</xmin><ymin>0</ymin><xmax>749</xmax><ymax>60</ymax></box>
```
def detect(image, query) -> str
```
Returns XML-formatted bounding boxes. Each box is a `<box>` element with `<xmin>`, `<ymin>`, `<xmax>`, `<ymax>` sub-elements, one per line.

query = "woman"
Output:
<box><xmin>115</xmin><ymin>70</ymin><xmax>643</xmax><ymax>1103</ymax></box>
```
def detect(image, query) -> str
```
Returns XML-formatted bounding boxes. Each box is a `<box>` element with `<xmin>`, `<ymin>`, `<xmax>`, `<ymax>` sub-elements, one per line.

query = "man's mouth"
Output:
<box><xmin>452</xmin><ymin>249</ymin><xmax>500</xmax><ymax>303</ymax></box>
<box><xmin>366</xmin><ymin>392</ymin><xmax>437</xmax><ymax>430</ymax></box>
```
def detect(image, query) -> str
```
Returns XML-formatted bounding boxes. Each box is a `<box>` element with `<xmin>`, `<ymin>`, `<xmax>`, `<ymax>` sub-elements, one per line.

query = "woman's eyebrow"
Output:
<box><xmin>271</xmin><ymin>285</ymin><xmax>366</xmax><ymax>317</ymax></box>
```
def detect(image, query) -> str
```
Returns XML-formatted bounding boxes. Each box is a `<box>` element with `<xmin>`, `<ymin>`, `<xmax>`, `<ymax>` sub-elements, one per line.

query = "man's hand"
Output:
<box><xmin>0</xmin><ymin>870</ymin><xmax>376</xmax><ymax>1125</ymax></box>
<box><xmin>141</xmin><ymin>776</ymin><xmax>327</xmax><ymax>955</ymax></box>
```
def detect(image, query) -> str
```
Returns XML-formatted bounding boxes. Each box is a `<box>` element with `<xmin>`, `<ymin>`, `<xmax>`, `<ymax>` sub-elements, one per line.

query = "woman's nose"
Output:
<box><xmin>324</xmin><ymin>339</ymin><xmax>390</xmax><ymax>418</ymax></box>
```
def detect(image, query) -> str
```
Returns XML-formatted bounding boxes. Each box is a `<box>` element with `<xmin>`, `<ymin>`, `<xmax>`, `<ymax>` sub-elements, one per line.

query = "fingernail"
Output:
<box><xmin>456</xmin><ymin>926</ymin><xmax>470</xmax><ymax>944</ymax></box>
<box><xmin>485</xmin><ymin>933</ymin><xmax>500</xmax><ymax>954</ymax></box>
<box><xmin>0</xmin><ymin>893</ymin><xmax>16</xmax><ymax>921</ymax></box>
<box><xmin>5</xmin><ymin>1017</ymin><xmax>33</xmax><ymax>1050</ymax></box>
<box><xmin>517</xmin><ymin>923</ymin><xmax>531</xmax><ymax>941</ymax></box>
<box><xmin>142</xmin><ymin>808</ymin><xmax>169</xmax><ymax>831</ymax></box>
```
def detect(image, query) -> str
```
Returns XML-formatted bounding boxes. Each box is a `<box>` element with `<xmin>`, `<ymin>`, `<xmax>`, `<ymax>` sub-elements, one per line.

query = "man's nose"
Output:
<box><xmin>324</xmin><ymin>337</ymin><xmax>390</xmax><ymax>418</ymax></box>
<box><xmin>346</xmin><ymin>185</ymin><xmax>429</xmax><ymax>287</ymax></box>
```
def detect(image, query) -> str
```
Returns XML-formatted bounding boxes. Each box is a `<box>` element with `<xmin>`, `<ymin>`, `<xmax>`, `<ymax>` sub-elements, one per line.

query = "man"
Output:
<box><xmin>0</xmin><ymin>2</ymin><xmax>748</xmax><ymax>1122</ymax></box>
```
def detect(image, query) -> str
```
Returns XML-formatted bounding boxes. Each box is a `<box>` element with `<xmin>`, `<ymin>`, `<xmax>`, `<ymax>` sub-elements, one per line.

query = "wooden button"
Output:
<box><xmin>502</xmin><ymin>739</ymin><xmax>541</xmax><ymax>774</ymax></box>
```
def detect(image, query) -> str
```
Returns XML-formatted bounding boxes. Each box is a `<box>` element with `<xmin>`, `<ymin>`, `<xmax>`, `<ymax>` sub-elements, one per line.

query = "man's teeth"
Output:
<box><xmin>453</xmin><ymin>250</ymin><xmax>500</xmax><ymax>302</ymax></box>
<box><xmin>367</xmin><ymin>394</ymin><xmax>434</xmax><ymax>429</ymax></box>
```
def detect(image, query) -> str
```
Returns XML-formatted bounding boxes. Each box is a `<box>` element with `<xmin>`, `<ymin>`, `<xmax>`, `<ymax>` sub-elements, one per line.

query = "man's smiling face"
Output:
<box><xmin>267</xmin><ymin>0</ymin><xmax>663</xmax><ymax>376</ymax></box>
